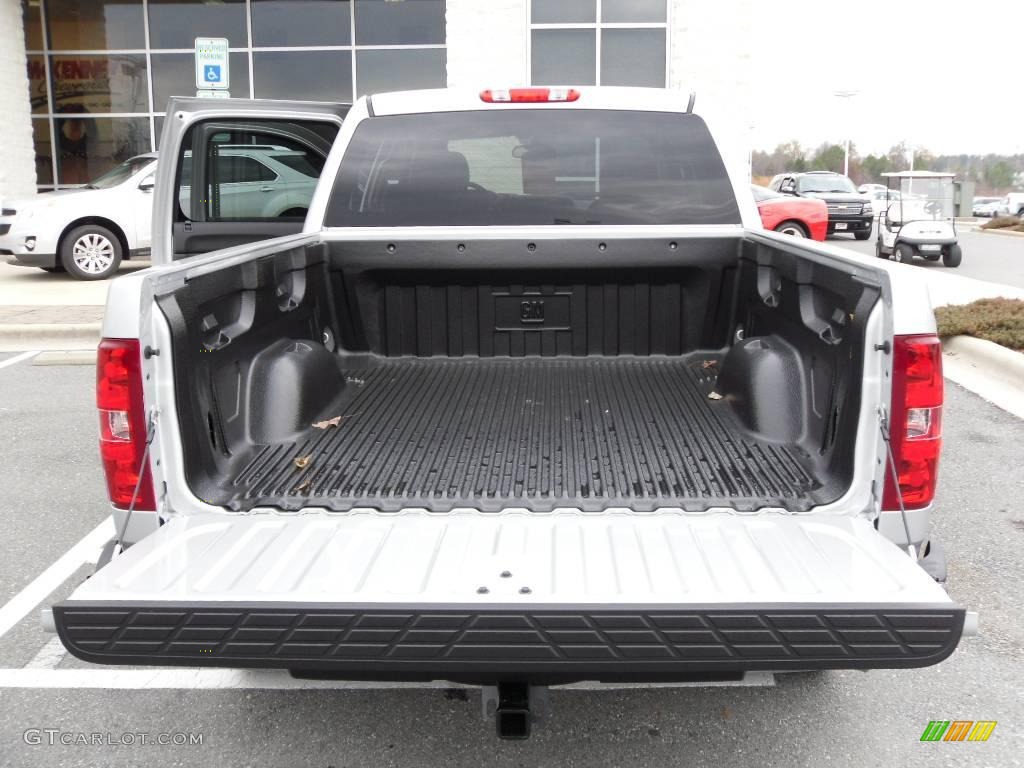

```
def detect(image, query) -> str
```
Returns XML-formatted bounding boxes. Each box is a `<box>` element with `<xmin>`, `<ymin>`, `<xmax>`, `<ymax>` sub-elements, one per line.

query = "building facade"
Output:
<box><xmin>0</xmin><ymin>0</ymin><xmax>751</xmax><ymax>199</ymax></box>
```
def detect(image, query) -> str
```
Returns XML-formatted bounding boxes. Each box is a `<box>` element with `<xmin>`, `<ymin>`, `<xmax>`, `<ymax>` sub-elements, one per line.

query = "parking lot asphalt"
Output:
<box><xmin>833</xmin><ymin>227</ymin><xmax>1024</xmax><ymax>289</ymax></box>
<box><xmin>0</xmin><ymin>354</ymin><xmax>1021</xmax><ymax>767</ymax></box>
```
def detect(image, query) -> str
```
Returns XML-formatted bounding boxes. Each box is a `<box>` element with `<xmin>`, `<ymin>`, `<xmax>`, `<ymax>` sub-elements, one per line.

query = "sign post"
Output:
<box><xmin>195</xmin><ymin>37</ymin><xmax>230</xmax><ymax>97</ymax></box>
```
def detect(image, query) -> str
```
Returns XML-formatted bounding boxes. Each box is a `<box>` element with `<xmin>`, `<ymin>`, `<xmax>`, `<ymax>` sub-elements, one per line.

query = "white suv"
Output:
<box><xmin>1</xmin><ymin>154</ymin><xmax>157</xmax><ymax>280</ymax></box>
<box><xmin>1</xmin><ymin>145</ymin><xmax>322</xmax><ymax>280</ymax></box>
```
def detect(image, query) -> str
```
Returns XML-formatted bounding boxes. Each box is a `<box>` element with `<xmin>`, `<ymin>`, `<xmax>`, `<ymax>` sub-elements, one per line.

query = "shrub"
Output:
<box><xmin>980</xmin><ymin>216</ymin><xmax>1020</xmax><ymax>230</ymax></box>
<box><xmin>935</xmin><ymin>298</ymin><xmax>1024</xmax><ymax>351</ymax></box>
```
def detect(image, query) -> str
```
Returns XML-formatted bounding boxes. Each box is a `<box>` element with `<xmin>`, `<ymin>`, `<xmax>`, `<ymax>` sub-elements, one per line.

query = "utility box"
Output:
<box><xmin>953</xmin><ymin>180</ymin><xmax>975</xmax><ymax>217</ymax></box>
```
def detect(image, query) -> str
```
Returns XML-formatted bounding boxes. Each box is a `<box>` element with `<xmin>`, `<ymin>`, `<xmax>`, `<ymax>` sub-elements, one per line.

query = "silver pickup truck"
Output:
<box><xmin>52</xmin><ymin>87</ymin><xmax>973</xmax><ymax>739</ymax></box>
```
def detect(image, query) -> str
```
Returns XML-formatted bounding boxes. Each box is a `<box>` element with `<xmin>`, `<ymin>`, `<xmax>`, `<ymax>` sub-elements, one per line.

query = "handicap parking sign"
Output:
<box><xmin>194</xmin><ymin>38</ymin><xmax>230</xmax><ymax>90</ymax></box>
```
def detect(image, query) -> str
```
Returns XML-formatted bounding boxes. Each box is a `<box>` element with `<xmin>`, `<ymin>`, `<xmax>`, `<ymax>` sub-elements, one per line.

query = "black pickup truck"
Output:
<box><xmin>770</xmin><ymin>171</ymin><xmax>873</xmax><ymax>239</ymax></box>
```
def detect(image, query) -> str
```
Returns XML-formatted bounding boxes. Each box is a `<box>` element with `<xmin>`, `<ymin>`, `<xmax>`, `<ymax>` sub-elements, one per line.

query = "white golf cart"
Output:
<box><xmin>876</xmin><ymin>171</ymin><xmax>961</xmax><ymax>267</ymax></box>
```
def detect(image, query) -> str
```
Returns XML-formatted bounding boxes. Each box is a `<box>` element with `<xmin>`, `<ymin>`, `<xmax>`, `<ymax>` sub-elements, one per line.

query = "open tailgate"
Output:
<box><xmin>55</xmin><ymin>512</ymin><xmax>964</xmax><ymax>681</ymax></box>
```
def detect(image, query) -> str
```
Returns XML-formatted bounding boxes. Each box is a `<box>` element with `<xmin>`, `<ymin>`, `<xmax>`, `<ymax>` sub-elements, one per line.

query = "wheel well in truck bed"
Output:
<box><xmin>155</xmin><ymin>236</ymin><xmax>878</xmax><ymax>513</ymax></box>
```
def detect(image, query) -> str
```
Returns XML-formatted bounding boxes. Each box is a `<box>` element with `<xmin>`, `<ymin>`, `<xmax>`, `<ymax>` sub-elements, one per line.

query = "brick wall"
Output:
<box><xmin>0</xmin><ymin>0</ymin><xmax>36</xmax><ymax>199</ymax></box>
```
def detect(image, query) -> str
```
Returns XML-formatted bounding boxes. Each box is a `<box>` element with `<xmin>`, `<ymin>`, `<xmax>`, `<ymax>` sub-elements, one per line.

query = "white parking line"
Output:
<box><xmin>0</xmin><ymin>516</ymin><xmax>112</xmax><ymax>642</ymax></box>
<box><xmin>0</xmin><ymin>350</ymin><xmax>38</xmax><ymax>370</ymax></box>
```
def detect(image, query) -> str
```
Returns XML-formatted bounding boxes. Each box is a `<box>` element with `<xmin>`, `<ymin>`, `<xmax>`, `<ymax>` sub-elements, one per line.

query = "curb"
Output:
<box><xmin>976</xmin><ymin>227</ymin><xmax>1024</xmax><ymax>238</ymax></box>
<box><xmin>0</xmin><ymin>322</ymin><xmax>101</xmax><ymax>352</ymax></box>
<box><xmin>942</xmin><ymin>335</ymin><xmax>1024</xmax><ymax>419</ymax></box>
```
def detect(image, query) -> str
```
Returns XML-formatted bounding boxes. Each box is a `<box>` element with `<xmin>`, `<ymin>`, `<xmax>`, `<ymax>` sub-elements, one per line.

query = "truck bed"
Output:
<box><xmin>227</xmin><ymin>355</ymin><xmax>818</xmax><ymax>513</ymax></box>
<box><xmin>160</xmin><ymin>235</ymin><xmax>876</xmax><ymax>516</ymax></box>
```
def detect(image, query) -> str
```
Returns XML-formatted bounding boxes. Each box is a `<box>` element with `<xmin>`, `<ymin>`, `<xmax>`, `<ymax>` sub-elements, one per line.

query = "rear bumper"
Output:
<box><xmin>896</xmin><ymin>236</ymin><xmax>957</xmax><ymax>247</ymax></box>
<box><xmin>55</xmin><ymin>601</ymin><xmax>965</xmax><ymax>684</ymax></box>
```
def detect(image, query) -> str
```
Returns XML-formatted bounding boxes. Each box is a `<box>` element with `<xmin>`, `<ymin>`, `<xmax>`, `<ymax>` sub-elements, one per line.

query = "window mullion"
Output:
<box><xmin>39</xmin><ymin>0</ymin><xmax>58</xmax><ymax>189</ymax></box>
<box><xmin>142</xmin><ymin>0</ymin><xmax>155</xmax><ymax>150</ymax></box>
<box><xmin>350</xmin><ymin>0</ymin><xmax>357</xmax><ymax>98</ymax></box>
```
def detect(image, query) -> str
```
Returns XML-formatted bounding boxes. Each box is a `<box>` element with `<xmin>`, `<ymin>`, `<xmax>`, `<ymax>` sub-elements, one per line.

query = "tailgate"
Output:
<box><xmin>55</xmin><ymin>512</ymin><xmax>964</xmax><ymax>681</ymax></box>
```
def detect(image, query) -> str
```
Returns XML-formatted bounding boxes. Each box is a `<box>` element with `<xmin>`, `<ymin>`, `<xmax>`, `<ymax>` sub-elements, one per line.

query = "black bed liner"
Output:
<box><xmin>226</xmin><ymin>355</ymin><xmax>820</xmax><ymax>513</ymax></box>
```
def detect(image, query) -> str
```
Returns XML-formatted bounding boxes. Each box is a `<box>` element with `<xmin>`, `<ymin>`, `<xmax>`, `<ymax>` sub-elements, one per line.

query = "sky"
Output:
<box><xmin>743</xmin><ymin>0</ymin><xmax>1024</xmax><ymax>156</ymax></box>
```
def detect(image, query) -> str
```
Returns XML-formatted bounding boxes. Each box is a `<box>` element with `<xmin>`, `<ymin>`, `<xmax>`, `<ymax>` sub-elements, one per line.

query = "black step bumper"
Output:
<box><xmin>54</xmin><ymin>602</ymin><xmax>965</xmax><ymax>684</ymax></box>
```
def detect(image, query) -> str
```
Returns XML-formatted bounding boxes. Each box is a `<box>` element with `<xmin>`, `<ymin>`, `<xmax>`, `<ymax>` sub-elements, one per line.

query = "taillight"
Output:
<box><xmin>97</xmin><ymin>339</ymin><xmax>155</xmax><ymax>510</ymax></box>
<box><xmin>479</xmin><ymin>87</ymin><xmax>581</xmax><ymax>103</ymax></box>
<box><xmin>882</xmin><ymin>334</ymin><xmax>943</xmax><ymax>510</ymax></box>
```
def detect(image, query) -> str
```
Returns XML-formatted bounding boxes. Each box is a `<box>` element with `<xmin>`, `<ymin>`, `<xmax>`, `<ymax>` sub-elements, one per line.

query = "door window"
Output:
<box><xmin>217</xmin><ymin>156</ymin><xmax>277</xmax><ymax>184</ymax></box>
<box><xmin>176</xmin><ymin>122</ymin><xmax>336</xmax><ymax>222</ymax></box>
<box><xmin>171</xmin><ymin>116</ymin><xmax>341</xmax><ymax>258</ymax></box>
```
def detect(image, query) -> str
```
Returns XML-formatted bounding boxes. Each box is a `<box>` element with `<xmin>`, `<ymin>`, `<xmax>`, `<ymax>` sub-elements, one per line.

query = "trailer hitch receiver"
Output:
<box><xmin>482</xmin><ymin>683</ymin><xmax>550</xmax><ymax>740</ymax></box>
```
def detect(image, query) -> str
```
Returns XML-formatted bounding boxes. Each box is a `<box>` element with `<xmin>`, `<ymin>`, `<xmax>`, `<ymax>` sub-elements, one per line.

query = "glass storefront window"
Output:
<box><xmin>46</xmin><ymin>0</ymin><xmax>145</xmax><ymax>51</ymax></box>
<box><xmin>55</xmin><ymin>116</ymin><xmax>149</xmax><ymax>184</ymax></box>
<box><xmin>22</xmin><ymin>0</ymin><xmax>44</xmax><ymax>50</ymax></box>
<box><xmin>151</xmin><ymin>52</ymin><xmax>249</xmax><ymax>111</ymax></box>
<box><xmin>147</xmin><ymin>0</ymin><xmax>247</xmax><ymax>49</ymax></box>
<box><xmin>531</xmin><ymin>30</ymin><xmax>596</xmax><ymax>86</ymax></box>
<box><xmin>252</xmin><ymin>0</ymin><xmax>352</xmax><ymax>47</ymax></box>
<box><xmin>354</xmin><ymin>0</ymin><xmax>444</xmax><ymax>45</ymax></box>
<box><xmin>32</xmin><ymin>119</ymin><xmax>54</xmax><ymax>185</ymax></box>
<box><xmin>253</xmin><ymin>51</ymin><xmax>353</xmax><ymax>102</ymax></box>
<box><xmin>30</xmin><ymin>0</ymin><xmax>446</xmax><ymax>190</ymax></box>
<box><xmin>601</xmin><ymin>0</ymin><xmax>666</xmax><ymax>22</ymax></box>
<box><xmin>530</xmin><ymin>0</ymin><xmax>595</xmax><ymax>24</ymax></box>
<box><xmin>355</xmin><ymin>49</ymin><xmax>446</xmax><ymax>96</ymax></box>
<box><xmin>600</xmin><ymin>29</ymin><xmax>665</xmax><ymax>87</ymax></box>
<box><xmin>531</xmin><ymin>1</ymin><xmax>667</xmax><ymax>87</ymax></box>
<box><xmin>49</xmin><ymin>54</ymin><xmax>149</xmax><ymax>113</ymax></box>
<box><xmin>27</xmin><ymin>56</ymin><xmax>48</xmax><ymax>114</ymax></box>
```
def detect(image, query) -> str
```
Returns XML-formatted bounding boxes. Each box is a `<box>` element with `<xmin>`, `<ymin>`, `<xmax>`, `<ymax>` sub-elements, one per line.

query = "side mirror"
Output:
<box><xmin>780</xmin><ymin>181</ymin><xmax>796</xmax><ymax>195</ymax></box>
<box><xmin>138</xmin><ymin>177</ymin><xmax>155</xmax><ymax>192</ymax></box>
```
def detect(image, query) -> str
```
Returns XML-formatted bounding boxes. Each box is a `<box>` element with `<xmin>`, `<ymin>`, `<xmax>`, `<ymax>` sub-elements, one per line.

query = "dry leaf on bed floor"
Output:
<box><xmin>294</xmin><ymin>454</ymin><xmax>312</xmax><ymax>470</ymax></box>
<box><xmin>702</xmin><ymin>360</ymin><xmax>718</xmax><ymax>370</ymax></box>
<box><xmin>708</xmin><ymin>391</ymin><xmax>723</xmax><ymax>400</ymax></box>
<box><xmin>294</xmin><ymin>477</ymin><xmax>312</xmax><ymax>494</ymax></box>
<box><xmin>312</xmin><ymin>416</ymin><xmax>342</xmax><ymax>429</ymax></box>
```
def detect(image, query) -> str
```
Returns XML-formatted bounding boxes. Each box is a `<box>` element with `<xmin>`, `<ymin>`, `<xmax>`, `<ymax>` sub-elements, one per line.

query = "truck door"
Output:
<box><xmin>153</xmin><ymin>97</ymin><xmax>349</xmax><ymax>262</ymax></box>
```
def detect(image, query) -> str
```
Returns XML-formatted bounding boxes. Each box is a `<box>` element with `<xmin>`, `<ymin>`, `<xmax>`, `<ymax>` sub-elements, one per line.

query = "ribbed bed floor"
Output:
<box><xmin>228</xmin><ymin>357</ymin><xmax>820</xmax><ymax>512</ymax></box>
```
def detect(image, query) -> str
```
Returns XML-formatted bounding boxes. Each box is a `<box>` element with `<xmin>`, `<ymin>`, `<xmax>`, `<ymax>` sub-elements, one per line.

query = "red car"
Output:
<box><xmin>752</xmin><ymin>185</ymin><xmax>828</xmax><ymax>241</ymax></box>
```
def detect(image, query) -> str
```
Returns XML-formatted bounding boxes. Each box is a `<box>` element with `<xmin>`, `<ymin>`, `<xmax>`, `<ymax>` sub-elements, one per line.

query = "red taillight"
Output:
<box><xmin>97</xmin><ymin>338</ymin><xmax>155</xmax><ymax>510</ymax></box>
<box><xmin>479</xmin><ymin>87</ymin><xmax>581</xmax><ymax>103</ymax></box>
<box><xmin>882</xmin><ymin>334</ymin><xmax>943</xmax><ymax>510</ymax></box>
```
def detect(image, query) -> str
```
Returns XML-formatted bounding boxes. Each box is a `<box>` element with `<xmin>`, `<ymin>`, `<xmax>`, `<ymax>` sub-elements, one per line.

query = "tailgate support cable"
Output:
<box><xmin>114</xmin><ymin>411</ymin><xmax>157</xmax><ymax>555</ymax></box>
<box><xmin>878</xmin><ymin>407</ymin><xmax>918</xmax><ymax>561</ymax></box>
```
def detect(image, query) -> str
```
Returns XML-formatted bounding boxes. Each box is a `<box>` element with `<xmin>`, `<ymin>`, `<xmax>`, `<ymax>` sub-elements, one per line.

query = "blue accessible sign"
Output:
<box><xmin>194</xmin><ymin>38</ymin><xmax>230</xmax><ymax>91</ymax></box>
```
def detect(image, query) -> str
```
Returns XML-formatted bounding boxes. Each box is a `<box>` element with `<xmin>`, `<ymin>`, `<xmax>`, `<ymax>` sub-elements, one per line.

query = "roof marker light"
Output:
<box><xmin>480</xmin><ymin>88</ymin><xmax>581</xmax><ymax>104</ymax></box>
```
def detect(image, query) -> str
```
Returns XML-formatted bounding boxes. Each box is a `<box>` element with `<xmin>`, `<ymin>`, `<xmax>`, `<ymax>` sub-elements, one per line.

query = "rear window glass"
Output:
<box><xmin>325</xmin><ymin>110</ymin><xmax>740</xmax><ymax>226</ymax></box>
